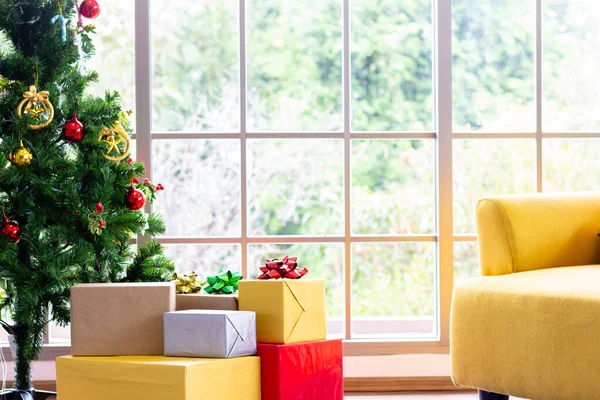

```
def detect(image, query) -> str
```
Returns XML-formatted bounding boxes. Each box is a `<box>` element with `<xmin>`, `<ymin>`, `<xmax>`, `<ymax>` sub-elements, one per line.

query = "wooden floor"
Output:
<box><xmin>345</xmin><ymin>393</ymin><xmax>525</xmax><ymax>399</ymax></box>
<box><xmin>345</xmin><ymin>393</ymin><xmax>476</xmax><ymax>399</ymax></box>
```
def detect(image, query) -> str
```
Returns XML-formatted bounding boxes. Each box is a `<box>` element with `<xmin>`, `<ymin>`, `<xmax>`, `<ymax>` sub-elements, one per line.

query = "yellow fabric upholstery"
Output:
<box><xmin>452</xmin><ymin>266</ymin><xmax>600</xmax><ymax>400</ymax></box>
<box><xmin>476</xmin><ymin>192</ymin><xmax>600</xmax><ymax>276</ymax></box>
<box><xmin>452</xmin><ymin>192</ymin><xmax>600</xmax><ymax>399</ymax></box>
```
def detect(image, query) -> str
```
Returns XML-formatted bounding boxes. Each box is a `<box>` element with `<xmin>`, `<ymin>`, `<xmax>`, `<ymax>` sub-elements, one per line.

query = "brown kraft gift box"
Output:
<box><xmin>70</xmin><ymin>282</ymin><xmax>175</xmax><ymax>356</ymax></box>
<box><xmin>176</xmin><ymin>293</ymin><xmax>238</xmax><ymax>311</ymax></box>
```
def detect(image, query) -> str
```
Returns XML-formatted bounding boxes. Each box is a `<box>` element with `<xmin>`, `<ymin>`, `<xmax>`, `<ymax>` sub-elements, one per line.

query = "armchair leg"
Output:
<box><xmin>478</xmin><ymin>390</ymin><xmax>509</xmax><ymax>400</ymax></box>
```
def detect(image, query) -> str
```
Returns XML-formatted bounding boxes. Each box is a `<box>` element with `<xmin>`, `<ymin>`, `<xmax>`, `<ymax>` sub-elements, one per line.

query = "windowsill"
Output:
<box><xmin>344</xmin><ymin>353</ymin><xmax>451</xmax><ymax>377</ymax></box>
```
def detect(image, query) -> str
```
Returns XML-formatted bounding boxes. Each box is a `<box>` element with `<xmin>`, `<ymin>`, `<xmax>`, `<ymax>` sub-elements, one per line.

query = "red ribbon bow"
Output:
<box><xmin>257</xmin><ymin>255</ymin><xmax>308</xmax><ymax>280</ymax></box>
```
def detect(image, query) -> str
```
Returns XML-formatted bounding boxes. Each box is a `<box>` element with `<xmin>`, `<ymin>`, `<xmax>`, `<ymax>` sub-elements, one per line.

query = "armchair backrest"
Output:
<box><xmin>476</xmin><ymin>192</ymin><xmax>600</xmax><ymax>276</ymax></box>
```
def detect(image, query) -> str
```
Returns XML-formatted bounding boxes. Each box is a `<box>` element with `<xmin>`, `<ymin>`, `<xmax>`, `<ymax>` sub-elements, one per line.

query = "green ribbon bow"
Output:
<box><xmin>204</xmin><ymin>270</ymin><xmax>243</xmax><ymax>294</ymax></box>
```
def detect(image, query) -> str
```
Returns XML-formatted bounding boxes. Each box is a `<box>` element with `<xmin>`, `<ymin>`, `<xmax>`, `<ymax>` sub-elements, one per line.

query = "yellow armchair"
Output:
<box><xmin>451</xmin><ymin>192</ymin><xmax>600</xmax><ymax>400</ymax></box>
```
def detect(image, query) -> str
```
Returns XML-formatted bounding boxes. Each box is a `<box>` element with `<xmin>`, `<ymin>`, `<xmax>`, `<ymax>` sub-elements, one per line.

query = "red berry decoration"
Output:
<box><xmin>124</xmin><ymin>185</ymin><xmax>146</xmax><ymax>211</ymax></box>
<box><xmin>98</xmin><ymin>220</ymin><xmax>107</xmax><ymax>229</ymax></box>
<box><xmin>95</xmin><ymin>202</ymin><xmax>104</xmax><ymax>214</ymax></box>
<box><xmin>62</xmin><ymin>114</ymin><xmax>84</xmax><ymax>143</ymax></box>
<box><xmin>79</xmin><ymin>0</ymin><xmax>101</xmax><ymax>19</ymax></box>
<box><xmin>1</xmin><ymin>216</ymin><xmax>22</xmax><ymax>244</ymax></box>
<box><xmin>155</xmin><ymin>183</ymin><xmax>164</xmax><ymax>191</ymax></box>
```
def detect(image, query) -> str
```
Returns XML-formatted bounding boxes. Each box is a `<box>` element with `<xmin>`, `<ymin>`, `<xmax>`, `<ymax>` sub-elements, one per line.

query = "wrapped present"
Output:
<box><xmin>238</xmin><ymin>279</ymin><xmax>326</xmax><ymax>344</ymax></box>
<box><xmin>56</xmin><ymin>355</ymin><xmax>261</xmax><ymax>400</ymax></box>
<box><xmin>204</xmin><ymin>270</ymin><xmax>242</xmax><ymax>294</ymax></box>
<box><xmin>257</xmin><ymin>339</ymin><xmax>343</xmax><ymax>400</ymax></box>
<box><xmin>172</xmin><ymin>272</ymin><xmax>205</xmax><ymax>294</ymax></box>
<box><xmin>176</xmin><ymin>293</ymin><xmax>238</xmax><ymax>311</ymax></box>
<box><xmin>164</xmin><ymin>310</ymin><xmax>257</xmax><ymax>358</ymax></box>
<box><xmin>70</xmin><ymin>283</ymin><xmax>175</xmax><ymax>356</ymax></box>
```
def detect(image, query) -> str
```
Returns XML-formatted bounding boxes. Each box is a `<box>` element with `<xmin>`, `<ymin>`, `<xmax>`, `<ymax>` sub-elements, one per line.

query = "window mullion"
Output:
<box><xmin>239</xmin><ymin>0</ymin><xmax>249</xmax><ymax>278</ymax></box>
<box><xmin>435</xmin><ymin>0</ymin><xmax>453</xmax><ymax>347</ymax></box>
<box><xmin>343</xmin><ymin>0</ymin><xmax>352</xmax><ymax>341</ymax></box>
<box><xmin>134</xmin><ymin>0</ymin><xmax>153</xmax><ymax>249</ymax></box>
<box><xmin>536</xmin><ymin>0</ymin><xmax>543</xmax><ymax>193</ymax></box>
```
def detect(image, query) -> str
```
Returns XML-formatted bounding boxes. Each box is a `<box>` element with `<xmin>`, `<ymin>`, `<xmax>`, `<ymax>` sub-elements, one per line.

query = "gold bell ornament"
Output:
<box><xmin>17</xmin><ymin>85</ymin><xmax>54</xmax><ymax>130</ymax></box>
<box><xmin>9</xmin><ymin>141</ymin><xmax>34</xmax><ymax>168</ymax></box>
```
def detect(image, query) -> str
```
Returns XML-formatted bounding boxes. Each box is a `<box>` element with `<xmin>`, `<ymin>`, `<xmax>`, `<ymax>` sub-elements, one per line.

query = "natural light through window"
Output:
<box><xmin>40</xmin><ymin>0</ymin><xmax>600</xmax><ymax>350</ymax></box>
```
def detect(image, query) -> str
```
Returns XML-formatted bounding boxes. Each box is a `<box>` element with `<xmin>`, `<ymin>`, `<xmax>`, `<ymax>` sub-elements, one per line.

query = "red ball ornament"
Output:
<box><xmin>124</xmin><ymin>185</ymin><xmax>146</xmax><ymax>211</ymax></box>
<box><xmin>62</xmin><ymin>114</ymin><xmax>84</xmax><ymax>143</ymax></box>
<box><xmin>1</xmin><ymin>216</ymin><xmax>22</xmax><ymax>244</ymax></box>
<box><xmin>79</xmin><ymin>0</ymin><xmax>101</xmax><ymax>19</ymax></box>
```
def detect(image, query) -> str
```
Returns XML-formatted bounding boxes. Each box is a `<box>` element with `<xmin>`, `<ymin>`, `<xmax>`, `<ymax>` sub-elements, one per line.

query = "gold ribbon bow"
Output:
<box><xmin>23</xmin><ymin>85</ymin><xmax>50</xmax><ymax>104</ymax></box>
<box><xmin>172</xmin><ymin>272</ymin><xmax>206</xmax><ymax>294</ymax></box>
<box><xmin>17</xmin><ymin>85</ymin><xmax>55</xmax><ymax>130</ymax></box>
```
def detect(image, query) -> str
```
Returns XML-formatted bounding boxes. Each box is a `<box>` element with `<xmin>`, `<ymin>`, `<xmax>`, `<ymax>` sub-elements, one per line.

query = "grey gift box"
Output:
<box><xmin>164</xmin><ymin>310</ymin><xmax>257</xmax><ymax>358</ymax></box>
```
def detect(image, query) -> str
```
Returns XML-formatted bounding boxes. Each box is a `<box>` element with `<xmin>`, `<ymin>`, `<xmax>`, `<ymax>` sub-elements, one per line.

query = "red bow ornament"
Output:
<box><xmin>257</xmin><ymin>255</ymin><xmax>308</xmax><ymax>280</ymax></box>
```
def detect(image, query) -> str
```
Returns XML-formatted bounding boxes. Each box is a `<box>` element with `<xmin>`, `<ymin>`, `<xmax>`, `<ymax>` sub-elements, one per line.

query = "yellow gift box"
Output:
<box><xmin>56</xmin><ymin>355</ymin><xmax>261</xmax><ymax>400</ymax></box>
<box><xmin>238</xmin><ymin>279</ymin><xmax>326</xmax><ymax>344</ymax></box>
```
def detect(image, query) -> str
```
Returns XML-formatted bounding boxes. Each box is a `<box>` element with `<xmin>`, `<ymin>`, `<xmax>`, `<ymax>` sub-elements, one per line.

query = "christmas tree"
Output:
<box><xmin>0</xmin><ymin>1</ymin><xmax>174</xmax><ymax>396</ymax></box>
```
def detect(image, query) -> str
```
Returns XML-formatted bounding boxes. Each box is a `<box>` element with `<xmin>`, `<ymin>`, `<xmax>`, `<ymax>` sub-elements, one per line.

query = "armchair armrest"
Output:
<box><xmin>476</xmin><ymin>192</ymin><xmax>600</xmax><ymax>276</ymax></box>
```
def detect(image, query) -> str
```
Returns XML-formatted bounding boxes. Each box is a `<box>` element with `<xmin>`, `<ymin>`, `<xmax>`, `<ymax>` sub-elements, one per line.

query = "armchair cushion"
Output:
<box><xmin>451</xmin><ymin>265</ymin><xmax>600</xmax><ymax>400</ymax></box>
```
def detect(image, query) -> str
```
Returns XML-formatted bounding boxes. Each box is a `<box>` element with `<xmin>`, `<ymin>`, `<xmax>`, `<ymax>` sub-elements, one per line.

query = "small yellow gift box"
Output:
<box><xmin>238</xmin><ymin>279</ymin><xmax>326</xmax><ymax>344</ymax></box>
<box><xmin>56</xmin><ymin>355</ymin><xmax>261</xmax><ymax>400</ymax></box>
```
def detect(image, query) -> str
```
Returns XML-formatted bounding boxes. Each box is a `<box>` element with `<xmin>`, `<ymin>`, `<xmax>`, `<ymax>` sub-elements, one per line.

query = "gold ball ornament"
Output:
<box><xmin>17</xmin><ymin>85</ymin><xmax>54</xmax><ymax>130</ymax></box>
<box><xmin>98</xmin><ymin>122</ymin><xmax>131</xmax><ymax>162</ymax></box>
<box><xmin>9</xmin><ymin>142</ymin><xmax>34</xmax><ymax>168</ymax></box>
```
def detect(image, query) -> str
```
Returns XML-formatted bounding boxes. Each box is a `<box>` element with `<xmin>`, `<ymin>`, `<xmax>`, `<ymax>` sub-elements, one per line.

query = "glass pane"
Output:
<box><xmin>543</xmin><ymin>0</ymin><xmax>600</xmax><ymax>131</ymax></box>
<box><xmin>246</xmin><ymin>0</ymin><xmax>342</xmax><ymax>132</ymax></box>
<box><xmin>129</xmin><ymin>139</ymin><xmax>137</xmax><ymax>160</ymax></box>
<box><xmin>352</xmin><ymin>242</ymin><xmax>436</xmax><ymax>338</ymax></box>
<box><xmin>452</xmin><ymin>0</ymin><xmax>535</xmax><ymax>132</ymax></box>
<box><xmin>454</xmin><ymin>242</ymin><xmax>479</xmax><ymax>285</ymax></box>
<box><xmin>153</xmin><ymin>140</ymin><xmax>241</xmax><ymax>237</ymax></box>
<box><xmin>352</xmin><ymin>140</ymin><xmax>435</xmax><ymax>234</ymax></box>
<box><xmin>248</xmin><ymin>243</ymin><xmax>344</xmax><ymax>338</ymax></box>
<box><xmin>87</xmin><ymin>0</ymin><xmax>136</xmax><ymax>122</ymax></box>
<box><xmin>453</xmin><ymin>139</ymin><xmax>536</xmax><ymax>234</ymax></box>
<box><xmin>49</xmin><ymin>323</ymin><xmax>70</xmax><ymax>344</ymax></box>
<box><xmin>164</xmin><ymin>245</ymin><xmax>240</xmax><ymax>277</ymax></box>
<box><xmin>247</xmin><ymin>139</ymin><xmax>344</xmax><ymax>236</ymax></box>
<box><xmin>0</xmin><ymin>311</ymin><xmax>15</xmax><ymax>344</ymax></box>
<box><xmin>351</xmin><ymin>0</ymin><xmax>434</xmax><ymax>132</ymax></box>
<box><xmin>543</xmin><ymin>139</ymin><xmax>600</xmax><ymax>191</ymax></box>
<box><xmin>0</xmin><ymin>31</ymin><xmax>13</xmax><ymax>53</ymax></box>
<box><xmin>151</xmin><ymin>1</ymin><xmax>239</xmax><ymax>132</ymax></box>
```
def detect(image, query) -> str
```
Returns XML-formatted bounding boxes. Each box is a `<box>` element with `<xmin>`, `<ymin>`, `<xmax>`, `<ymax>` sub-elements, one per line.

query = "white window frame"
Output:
<box><xmin>134</xmin><ymin>0</ymin><xmax>453</xmax><ymax>356</ymax></box>
<box><xmin>9</xmin><ymin>0</ymin><xmax>594</xmax><ymax>361</ymax></box>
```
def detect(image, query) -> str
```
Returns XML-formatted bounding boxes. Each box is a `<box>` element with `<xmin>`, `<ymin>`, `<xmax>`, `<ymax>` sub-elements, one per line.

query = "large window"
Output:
<box><xmin>34</xmin><ymin>0</ymin><xmax>600</xmax><ymax>354</ymax></box>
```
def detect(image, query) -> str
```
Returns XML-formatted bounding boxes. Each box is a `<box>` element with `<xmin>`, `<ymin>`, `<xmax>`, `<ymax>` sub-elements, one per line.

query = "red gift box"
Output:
<box><xmin>257</xmin><ymin>339</ymin><xmax>343</xmax><ymax>400</ymax></box>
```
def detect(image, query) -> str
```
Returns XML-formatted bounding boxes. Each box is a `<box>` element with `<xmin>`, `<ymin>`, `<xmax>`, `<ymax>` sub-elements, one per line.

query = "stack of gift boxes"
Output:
<box><xmin>56</xmin><ymin>257</ymin><xmax>343</xmax><ymax>400</ymax></box>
